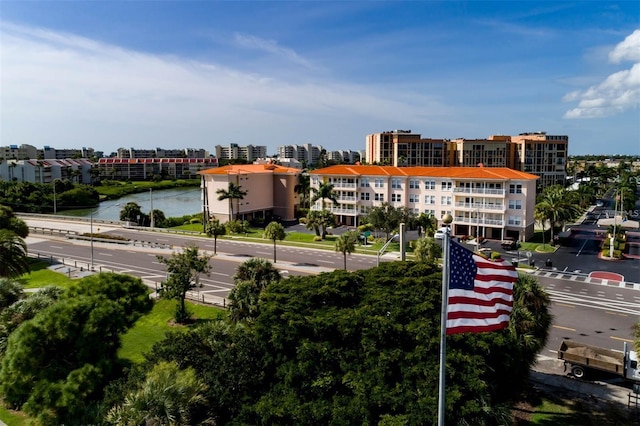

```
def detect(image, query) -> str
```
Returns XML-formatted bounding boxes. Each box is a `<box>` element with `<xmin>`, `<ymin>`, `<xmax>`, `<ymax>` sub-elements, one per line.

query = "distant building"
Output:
<box><xmin>277</xmin><ymin>143</ymin><xmax>324</xmax><ymax>166</ymax></box>
<box><xmin>199</xmin><ymin>163</ymin><xmax>301</xmax><ymax>223</ymax></box>
<box><xmin>310</xmin><ymin>164</ymin><xmax>538</xmax><ymax>241</ymax></box>
<box><xmin>215</xmin><ymin>144</ymin><xmax>267</xmax><ymax>162</ymax></box>
<box><xmin>0</xmin><ymin>144</ymin><xmax>39</xmax><ymax>160</ymax></box>
<box><xmin>326</xmin><ymin>149</ymin><xmax>361</xmax><ymax>164</ymax></box>
<box><xmin>0</xmin><ymin>159</ymin><xmax>93</xmax><ymax>184</ymax></box>
<box><xmin>43</xmin><ymin>146</ymin><xmax>95</xmax><ymax>160</ymax></box>
<box><xmin>365</xmin><ymin>130</ymin><xmax>567</xmax><ymax>190</ymax></box>
<box><xmin>97</xmin><ymin>157</ymin><xmax>218</xmax><ymax>181</ymax></box>
<box><xmin>116</xmin><ymin>147</ymin><xmax>209</xmax><ymax>159</ymax></box>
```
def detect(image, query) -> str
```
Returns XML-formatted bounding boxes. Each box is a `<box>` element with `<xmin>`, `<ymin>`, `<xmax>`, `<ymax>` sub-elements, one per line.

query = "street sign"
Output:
<box><xmin>526</xmin><ymin>251</ymin><xmax>532</xmax><ymax>258</ymax></box>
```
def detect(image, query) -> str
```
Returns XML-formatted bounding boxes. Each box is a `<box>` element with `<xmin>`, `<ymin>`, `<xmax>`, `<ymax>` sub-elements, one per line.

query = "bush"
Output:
<box><xmin>189</xmin><ymin>217</ymin><xmax>201</xmax><ymax>225</ymax></box>
<box><xmin>313</xmin><ymin>236</ymin><xmax>323</xmax><ymax>242</ymax></box>
<box><xmin>490</xmin><ymin>251</ymin><xmax>502</xmax><ymax>260</ymax></box>
<box><xmin>226</xmin><ymin>220</ymin><xmax>245</xmax><ymax>233</ymax></box>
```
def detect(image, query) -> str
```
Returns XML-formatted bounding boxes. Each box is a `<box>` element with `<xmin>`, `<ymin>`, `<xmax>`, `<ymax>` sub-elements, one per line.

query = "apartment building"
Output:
<box><xmin>43</xmin><ymin>146</ymin><xmax>96</xmax><ymax>160</ymax></box>
<box><xmin>277</xmin><ymin>143</ymin><xmax>324</xmax><ymax>166</ymax></box>
<box><xmin>310</xmin><ymin>165</ymin><xmax>538</xmax><ymax>242</ymax></box>
<box><xmin>365</xmin><ymin>130</ymin><xmax>452</xmax><ymax>167</ymax></box>
<box><xmin>199</xmin><ymin>163</ymin><xmax>301</xmax><ymax>223</ymax></box>
<box><xmin>0</xmin><ymin>159</ymin><xmax>93</xmax><ymax>184</ymax></box>
<box><xmin>365</xmin><ymin>130</ymin><xmax>567</xmax><ymax>190</ymax></box>
<box><xmin>215</xmin><ymin>144</ymin><xmax>267</xmax><ymax>163</ymax></box>
<box><xmin>116</xmin><ymin>147</ymin><xmax>209</xmax><ymax>159</ymax></box>
<box><xmin>97</xmin><ymin>157</ymin><xmax>217</xmax><ymax>181</ymax></box>
<box><xmin>326</xmin><ymin>149</ymin><xmax>361</xmax><ymax>164</ymax></box>
<box><xmin>0</xmin><ymin>144</ymin><xmax>95</xmax><ymax>161</ymax></box>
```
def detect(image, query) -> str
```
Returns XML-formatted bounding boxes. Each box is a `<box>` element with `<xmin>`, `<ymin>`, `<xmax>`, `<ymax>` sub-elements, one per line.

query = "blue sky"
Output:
<box><xmin>1</xmin><ymin>1</ymin><xmax>638</xmax><ymax>156</ymax></box>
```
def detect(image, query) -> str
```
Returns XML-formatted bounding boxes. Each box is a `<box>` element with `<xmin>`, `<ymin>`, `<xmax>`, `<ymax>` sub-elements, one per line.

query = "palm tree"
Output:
<box><xmin>335</xmin><ymin>231</ymin><xmax>357</xmax><ymax>270</ymax></box>
<box><xmin>294</xmin><ymin>173</ymin><xmax>311</xmax><ymax>209</ymax></box>
<box><xmin>311</xmin><ymin>181</ymin><xmax>338</xmax><ymax>212</ymax></box>
<box><xmin>263</xmin><ymin>221</ymin><xmax>286</xmax><ymax>263</ymax></box>
<box><xmin>205</xmin><ymin>218</ymin><xmax>227</xmax><ymax>254</ymax></box>
<box><xmin>106</xmin><ymin>361</ymin><xmax>209</xmax><ymax>425</ymax></box>
<box><xmin>228</xmin><ymin>258</ymin><xmax>281</xmax><ymax>323</ymax></box>
<box><xmin>535</xmin><ymin>186</ymin><xmax>580</xmax><ymax>243</ymax></box>
<box><xmin>217</xmin><ymin>182</ymin><xmax>247</xmax><ymax>221</ymax></box>
<box><xmin>0</xmin><ymin>230</ymin><xmax>29</xmax><ymax>278</ymax></box>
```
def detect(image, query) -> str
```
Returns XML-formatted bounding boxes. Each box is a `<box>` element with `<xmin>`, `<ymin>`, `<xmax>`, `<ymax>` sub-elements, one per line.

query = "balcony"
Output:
<box><xmin>454</xmin><ymin>217</ymin><xmax>504</xmax><ymax>227</ymax></box>
<box><xmin>331</xmin><ymin>182</ymin><xmax>357</xmax><ymax>189</ymax></box>
<box><xmin>453</xmin><ymin>187</ymin><xmax>505</xmax><ymax>196</ymax></box>
<box><xmin>454</xmin><ymin>202</ymin><xmax>505</xmax><ymax>211</ymax></box>
<box><xmin>337</xmin><ymin>196</ymin><xmax>357</xmax><ymax>203</ymax></box>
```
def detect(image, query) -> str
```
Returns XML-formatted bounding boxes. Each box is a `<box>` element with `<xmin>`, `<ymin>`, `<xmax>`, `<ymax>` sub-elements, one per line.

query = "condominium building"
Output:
<box><xmin>43</xmin><ymin>146</ymin><xmax>96</xmax><ymax>160</ymax></box>
<box><xmin>215</xmin><ymin>144</ymin><xmax>267</xmax><ymax>162</ymax></box>
<box><xmin>365</xmin><ymin>130</ymin><xmax>567</xmax><ymax>190</ymax></box>
<box><xmin>97</xmin><ymin>158</ymin><xmax>218</xmax><ymax>181</ymax></box>
<box><xmin>310</xmin><ymin>165</ymin><xmax>538</xmax><ymax>241</ymax></box>
<box><xmin>277</xmin><ymin>143</ymin><xmax>324</xmax><ymax>166</ymax></box>
<box><xmin>199</xmin><ymin>163</ymin><xmax>301</xmax><ymax>222</ymax></box>
<box><xmin>326</xmin><ymin>149</ymin><xmax>361</xmax><ymax>164</ymax></box>
<box><xmin>116</xmin><ymin>147</ymin><xmax>209</xmax><ymax>159</ymax></box>
<box><xmin>0</xmin><ymin>159</ymin><xmax>93</xmax><ymax>184</ymax></box>
<box><xmin>0</xmin><ymin>144</ymin><xmax>95</xmax><ymax>161</ymax></box>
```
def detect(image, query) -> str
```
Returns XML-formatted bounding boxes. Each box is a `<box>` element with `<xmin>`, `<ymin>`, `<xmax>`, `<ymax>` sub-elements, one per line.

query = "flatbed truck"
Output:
<box><xmin>557</xmin><ymin>339</ymin><xmax>640</xmax><ymax>384</ymax></box>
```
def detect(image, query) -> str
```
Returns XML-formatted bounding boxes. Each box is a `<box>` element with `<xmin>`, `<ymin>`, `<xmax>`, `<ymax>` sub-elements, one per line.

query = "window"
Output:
<box><xmin>409</xmin><ymin>179</ymin><xmax>420</xmax><ymax>189</ymax></box>
<box><xmin>441</xmin><ymin>181</ymin><xmax>452</xmax><ymax>191</ymax></box>
<box><xmin>374</xmin><ymin>178</ymin><xmax>384</xmax><ymax>188</ymax></box>
<box><xmin>374</xmin><ymin>193</ymin><xmax>384</xmax><ymax>202</ymax></box>
<box><xmin>509</xmin><ymin>184</ymin><xmax>522</xmax><ymax>194</ymax></box>
<box><xmin>311</xmin><ymin>177</ymin><xmax>319</xmax><ymax>186</ymax></box>
<box><xmin>391</xmin><ymin>194</ymin><xmax>402</xmax><ymax>203</ymax></box>
<box><xmin>360</xmin><ymin>178</ymin><xmax>370</xmax><ymax>188</ymax></box>
<box><xmin>360</xmin><ymin>192</ymin><xmax>370</xmax><ymax>201</ymax></box>
<box><xmin>360</xmin><ymin>205</ymin><xmax>371</xmax><ymax>214</ymax></box>
<box><xmin>424</xmin><ymin>195</ymin><xmax>435</xmax><ymax>204</ymax></box>
<box><xmin>508</xmin><ymin>200</ymin><xmax>522</xmax><ymax>209</ymax></box>
<box><xmin>391</xmin><ymin>178</ymin><xmax>402</xmax><ymax>189</ymax></box>
<box><xmin>508</xmin><ymin>216</ymin><xmax>522</xmax><ymax>226</ymax></box>
<box><xmin>440</xmin><ymin>196</ymin><xmax>452</xmax><ymax>205</ymax></box>
<box><xmin>424</xmin><ymin>209</ymin><xmax>435</xmax><ymax>216</ymax></box>
<box><xmin>409</xmin><ymin>194</ymin><xmax>419</xmax><ymax>203</ymax></box>
<box><xmin>424</xmin><ymin>180</ymin><xmax>435</xmax><ymax>190</ymax></box>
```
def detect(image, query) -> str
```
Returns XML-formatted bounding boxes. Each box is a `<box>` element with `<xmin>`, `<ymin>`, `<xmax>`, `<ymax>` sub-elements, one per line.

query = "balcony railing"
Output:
<box><xmin>454</xmin><ymin>202</ymin><xmax>505</xmax><ymax>210</ymax></box>
<box><xmin>331</xmin><ymin>182</ymin><xmax>357</xmax><ymax>189</ymax></box>
<box><xmin>454</xmin><ymin>217</ymin><xmax>504</xmax><ymax>226</ymax></box>
<box><xmin>337</xmin><ymin>196</ymin><xmax>357</xmax><ymax>202</ymax></box>
<box><xmin>453</xmin><ymin>188</ymin><xmax>505</xmax><ymax>196</ymax></box>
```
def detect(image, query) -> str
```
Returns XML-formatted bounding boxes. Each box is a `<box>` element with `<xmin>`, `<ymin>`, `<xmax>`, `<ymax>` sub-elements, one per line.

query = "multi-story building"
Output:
<box><xmin>116</xmin><ymin>147</ymin><xmax>209</xmax><ymax>159</ymax></box>
<box><xmin>0</xmin><ymin>159</ymin><xmax>93</xmax><ymax>184</ymax></box>
<box><xmin>43</xmin><ymin>146</ymin><xmax>96</xmax><ymax>160</ymax></box>
<box><xmin>277</xmin><ymin>143</ymin><xmax>324</xmax><ymax>166</ymax></box>
<box><xmin>215</xmin><ymin>144</ymin><xmax>267</xmax><ymax>163</ymax></box>
<box><xmin>509</xmin><ymin>132</ymin><xmax>568</xmax><ymax>189</ymax></box>
<box><xmin>365</xmin><ymin>130</ymin><xmax>451</xmax><ymax>167</ymax></box>
<box><xmin>310</xmin><ymin>165</ymin><xmax>538</xmax><ymax>242</ymax></box>
<box><xmin>365</xmin><ymin>130</ymin><xmax>567</xmax><ymax>190</ymax></box>
<box><xmin>0</xmin><ymin>144</ymin><xmax>39</xmax><ymax>160</ymax></box>
<box><xmin>199</xmin><ymin>163</ymin><xmax>301</xmax><ymax>222</ymax></box>
<box><xmin>97</xmin><ymin>158</ymin><xmax>217</xmax><ymax>181</ymax></box>
<box><xmin>326</xmin><ymin>149</ymin><xmax>361</xmax><ymax>164</ymax></box>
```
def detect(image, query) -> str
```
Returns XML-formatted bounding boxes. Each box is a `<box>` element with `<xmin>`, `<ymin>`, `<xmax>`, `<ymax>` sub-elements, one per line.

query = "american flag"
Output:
<box><xmin>446</xmin><ymin>241</ymin><xmax>518</xmax><ymax>335</ymax></box>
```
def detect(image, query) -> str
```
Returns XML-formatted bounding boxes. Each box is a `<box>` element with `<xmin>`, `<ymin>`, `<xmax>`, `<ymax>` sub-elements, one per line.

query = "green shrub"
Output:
<box><xmin>491</xmin><ymin>251</ymin><xmax>501</xmax><ymax>260</ymax></box>
<box><xmin>189</xmin><ymin>217</ymin><xmax>201</xmax><ymax>224</ymax></box>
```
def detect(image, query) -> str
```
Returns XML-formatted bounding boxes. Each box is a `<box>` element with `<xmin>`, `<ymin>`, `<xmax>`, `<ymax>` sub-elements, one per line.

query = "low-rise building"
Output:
<box><xmin>199</xmin><ymin>163</ymin><xmax>301</xmax><ymax>223</ymax></box>
<box><xmin>0</xmin><ymin>159</ymin><xmax>93</xmax><ymax>184</ymax></box>
<box><xmin>310</xmin><ymin>164</ymin><xmax>538</xmax><ymax>241</ymax></box>
<box><xmin>97</xmin><ymin>157</ymin><xmax>217</xmax><ymax>181</ymax></box>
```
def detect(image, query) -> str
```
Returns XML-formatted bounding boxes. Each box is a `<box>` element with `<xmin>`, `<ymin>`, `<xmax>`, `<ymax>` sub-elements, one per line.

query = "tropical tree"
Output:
<box><xmin>216</xmin><ymin>182</ymin><xmax>247</xmax><ymax>221</ymax></box>
<box><xmin>294</xmin><ymin>173</ymin><xmax>311</xmax><ymax>209</ymax></box>
<box><xmin>335</xmin><ymin>231</ymin><xmax>357</xmax><ymax>270</ymax></box>
<box><xmin>416</xmin><ymin>212</ymin><xmax>437</xmax><ymax>237</ymax></box>
<box><xmin>534</xmin><ymin>185</ymin><xmax>580</xmax><ymax>243</ymax></box>
<box><xmin>0</xmin><ymin>205</ymin><xmax>29</xmax><ymax>238</ymax></box>
<box><xmin>0</xmin><ymin>278</ymin><xmax>23</xmax><ymax>310</ymax></box>
<box><xmin>263</xmin><ymin>221</ymin><xmax>286</xmax><ymax>263</ymax></box>
<box><xmin>364</xmin><ymin>202</ymin><xmax>404</xmax><ymax>240</ymax></box>
<box><xmin>157</xmin><ymin>244</ymin><xmax>212</xmax><ymax>323</ymax></box>
<box><xmin>205</xmin><ymin>218</ymin><xmax>227</xmax><ymax>254</ymax></box>
<box><xmin>413</xmin><ymin>236</ymin><xmax>441</xmax><ymax>262</ymax></box>
<box><xmin>106</xmin><ymin>361</ymin><xmax>209</xmax><ymax>426</ymax></box>
<box><xmin>119</xmin><ymin>202</ymin><xmax>144</xmax><ymax>224</ymax></box>
<box><xmin>149</xmin><ymin>209</ymin><xmax>166</xmax><ymax>228</ymax></box>
<box><xmin>0</xmin><ymin>273</ymin><xmax>151</xmax><ymax>425</ymax></box>
<box><xmin>228</xmin><ymin>258</ymin><xmax>281</xmax><ymax>323</ymax></box>
<box><xmin>0</xmin><ymin>230</ymin><xmax>29</xmax><ymax>278</ymax></box>
<box><xmin>311</xmin><ymin>181</ymin><xmax>338</xmax><ymax>211</ymax></box>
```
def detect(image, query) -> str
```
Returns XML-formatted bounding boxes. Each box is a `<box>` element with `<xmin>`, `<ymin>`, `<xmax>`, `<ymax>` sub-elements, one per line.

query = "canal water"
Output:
<box><xmin>59</xmin><ymin>187</ymin><xmax>202</xmax><ymax>221</ymax></box>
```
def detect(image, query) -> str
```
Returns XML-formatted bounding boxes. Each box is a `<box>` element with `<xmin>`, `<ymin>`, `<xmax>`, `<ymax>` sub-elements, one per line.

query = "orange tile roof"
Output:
<box><xmin>198</xmin><ymin>164</ymin><xmax>300</xmax><ymax>175</ymax></box>
<box><xmin>310</xmin><ymin>165</ymin><xmax>538</xmax><ymax>180</ymax></box>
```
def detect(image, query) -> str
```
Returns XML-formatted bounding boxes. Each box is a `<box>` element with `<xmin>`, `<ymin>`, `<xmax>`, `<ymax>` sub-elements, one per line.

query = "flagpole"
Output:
<box><xmin>437</xmin><ymin>214</ymin><xmax>453</xmax><ymax>426</ymax></box>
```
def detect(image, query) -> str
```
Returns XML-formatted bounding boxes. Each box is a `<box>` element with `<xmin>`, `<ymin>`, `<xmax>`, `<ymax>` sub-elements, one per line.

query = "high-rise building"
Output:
<box><xmin>215</xmin><ymin>144</ymin><xmax>267</xmax><ymax>162</ymax></box>
<box><xmin>365</xmin><ymin>130</ymin><xmax>451</xmax><ymax>167</ymax></box>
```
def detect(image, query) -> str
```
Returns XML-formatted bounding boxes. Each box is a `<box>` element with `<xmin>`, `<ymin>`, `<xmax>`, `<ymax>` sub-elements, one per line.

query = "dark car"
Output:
<box><xmin>501</xmin><ymin>238</ymin><xmax>518</xmax><ymax>250</ymax></box>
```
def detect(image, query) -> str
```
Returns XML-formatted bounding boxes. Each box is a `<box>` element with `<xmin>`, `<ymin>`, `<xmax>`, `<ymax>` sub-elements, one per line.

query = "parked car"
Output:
<box><xmin>434</xmin><ymin>227</ymin><xmax>449</xmax><ymax>240</ymax></box>
<box><xmin>501</xmin><ymin>238</ymin><xmax>518</xmax><ymax>250</ymax></box>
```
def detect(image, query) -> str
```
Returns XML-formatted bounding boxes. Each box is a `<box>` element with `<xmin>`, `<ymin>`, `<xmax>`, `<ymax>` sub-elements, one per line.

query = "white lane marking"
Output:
<box><xmin>98</xmin><ymin>253</ymin><xmax>112</xmax><ymax>256</ymax></box>
<box><xmin>50</xmin><ymin>245</ymin><xmax>63</xmax><ymax>249</ymax></box>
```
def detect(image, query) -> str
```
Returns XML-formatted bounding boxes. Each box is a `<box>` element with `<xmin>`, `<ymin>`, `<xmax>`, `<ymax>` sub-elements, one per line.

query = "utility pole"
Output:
<box><xmin>150</xmin><ymin>188</ymin><xmax>154</xmax><ymax>228</ymax></box>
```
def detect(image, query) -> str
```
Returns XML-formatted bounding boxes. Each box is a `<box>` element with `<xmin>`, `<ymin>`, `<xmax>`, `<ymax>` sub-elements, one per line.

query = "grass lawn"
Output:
<box><xmin>118</xmin><ymin>298</ymin><xmax>226</xmax><ymax>364</ymax></box>
<box><xmin>20</xmin><ymin>260</ymin><xmax>77</xmax><ymax>289</ymax></box>
<box><xmin>522</xmin><ymin>394</ymin><xmax>631</xmax><ymax>425</ymax></box>
<box><xmin>0</xmin><ymin>406</ymin><xmax>28</xmax><ymax>426</ymax></box>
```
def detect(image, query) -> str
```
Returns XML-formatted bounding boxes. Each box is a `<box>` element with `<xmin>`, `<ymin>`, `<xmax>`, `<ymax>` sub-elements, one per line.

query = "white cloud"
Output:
<box><xmin>0</xmin><ymin>22</ymin><xmax>445</xmax><ymax>151</ymax></box>
<box><xmin>232</xmin><ymin>32</ymin><xmax>316</xmax><ymax>69</ymax></box>
<box><xmin>564</xmin><ymin>29</ymin><xmax>640</xmax><ymax>119</ymax></box>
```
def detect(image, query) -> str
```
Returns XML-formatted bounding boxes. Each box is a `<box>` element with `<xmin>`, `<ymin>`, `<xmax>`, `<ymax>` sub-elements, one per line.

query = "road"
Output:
<box><xmin>24</xmin><ymin>216</ymin><xmax>639</xmax><ymax>356</ymax></box>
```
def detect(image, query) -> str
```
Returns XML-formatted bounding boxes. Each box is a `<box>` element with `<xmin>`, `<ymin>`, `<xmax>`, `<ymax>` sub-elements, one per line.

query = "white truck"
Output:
<box><xmin>557</xmin><ymin>339</ymin><xmax>640</xmax><ymax>384</ymax></box>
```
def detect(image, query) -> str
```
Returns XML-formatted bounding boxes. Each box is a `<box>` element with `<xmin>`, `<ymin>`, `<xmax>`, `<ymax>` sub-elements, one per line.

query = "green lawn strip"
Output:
<box><xmin>0</xmin><ymin>406</ymin><xmax>29</xmax><ymax>426</ymax></box>
<box><xmin>20</xmin><ymin>260</ymin><xmax>77</xmax><ymax>289</ymax></box>
<box><xmin>528</xmin><ymin>396</ymin><xmax>629</xmax><ymax>425</ymax></box>
<box><xmin>118</xmin><ymin>298</ymin><xmax>225</xmax><ymax>364</ymax></box>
